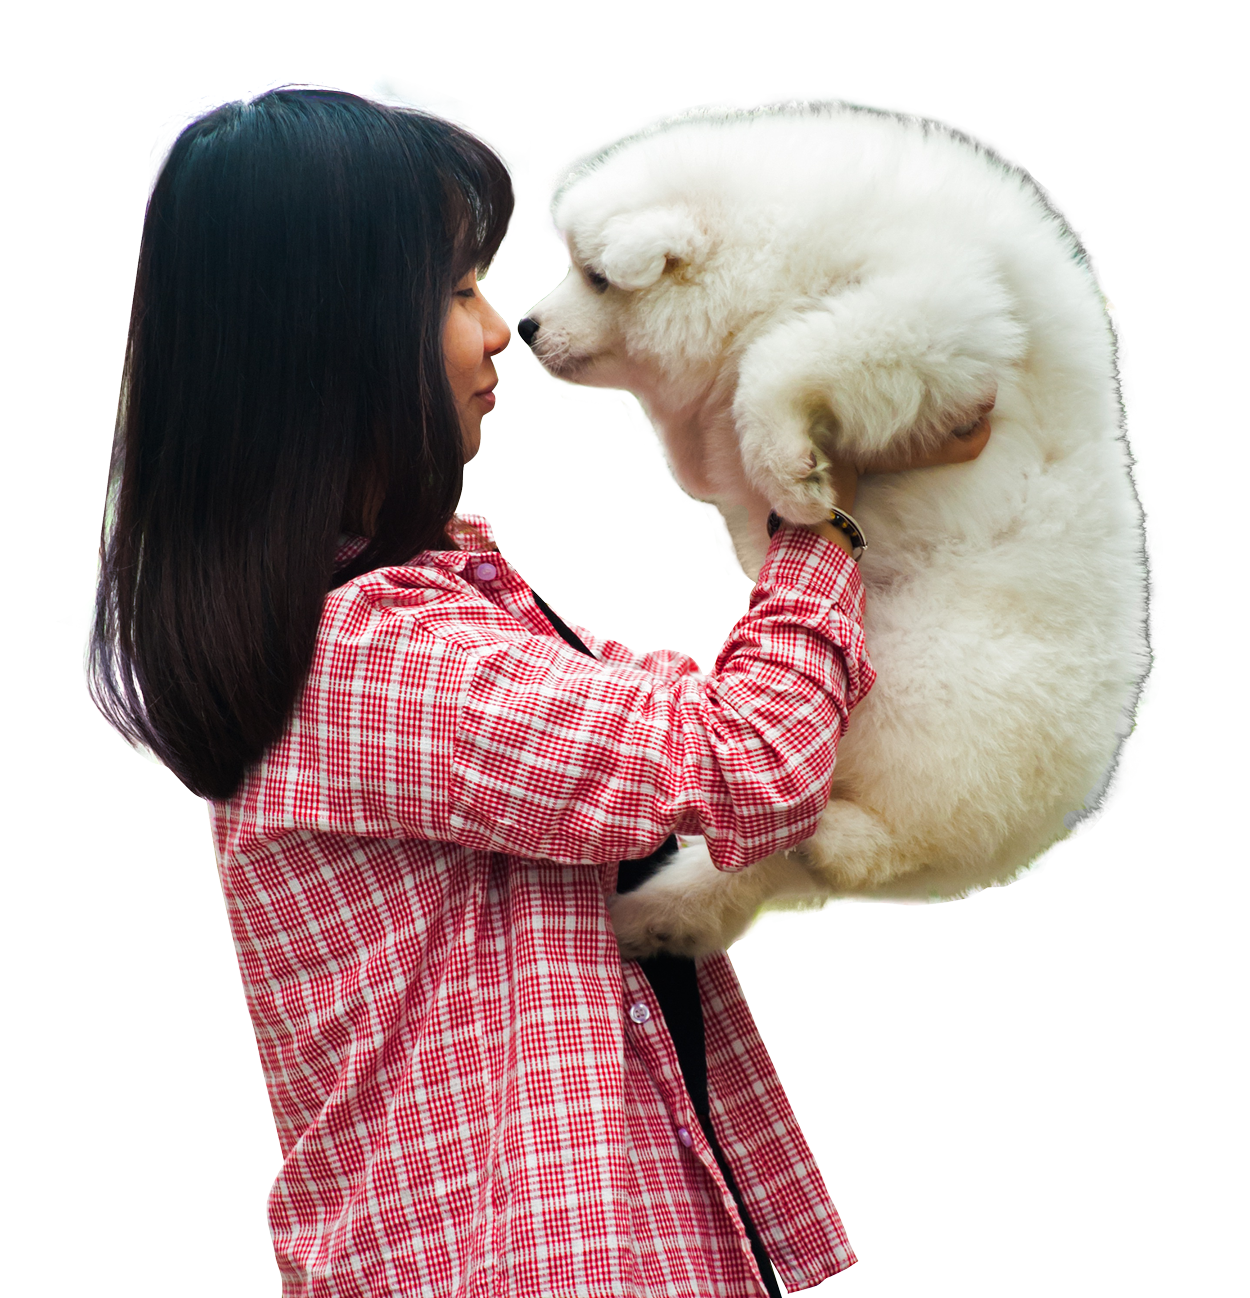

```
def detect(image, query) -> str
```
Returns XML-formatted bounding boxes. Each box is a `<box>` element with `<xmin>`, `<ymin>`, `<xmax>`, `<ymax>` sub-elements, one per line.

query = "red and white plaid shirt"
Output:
<box><xmin>212</xmin><ymin>516</ymin><xmax>873</xmax><ymax>1297</ymax></box>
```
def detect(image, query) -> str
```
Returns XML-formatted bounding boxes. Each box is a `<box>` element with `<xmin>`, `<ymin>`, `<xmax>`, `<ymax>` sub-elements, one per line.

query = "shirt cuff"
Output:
<box><xmin>754</xmin><ymin>522</ymin><xmax>866</xmax><ymax>616</ymax></box>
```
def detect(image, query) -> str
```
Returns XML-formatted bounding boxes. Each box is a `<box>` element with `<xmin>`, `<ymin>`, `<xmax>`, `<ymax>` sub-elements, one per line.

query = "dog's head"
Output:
<box><xmin>520</xmin><ymin>152</ymin><xmax>745</xmax><ymax>408</ymax></box>
<box><xmin>522</xmin><ymin>206</ymin><xmax>716</xmax><ymax>392</ymax></box>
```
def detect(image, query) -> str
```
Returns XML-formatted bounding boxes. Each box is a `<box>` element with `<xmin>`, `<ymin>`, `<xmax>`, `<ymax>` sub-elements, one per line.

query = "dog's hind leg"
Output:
<box><xmin>732</xmin><ymin>260</ymin><xmax>1025</xmax><ymax>522</ymax></box>
<box><xmin>608</xmin><ymin>840</ymin><xmax>825</xmax><ymax>960</ymax></box>
<box><xmin>797</xmin><ymin>798</ymin><xmax>908</xmax><ymax>894</ymax></box>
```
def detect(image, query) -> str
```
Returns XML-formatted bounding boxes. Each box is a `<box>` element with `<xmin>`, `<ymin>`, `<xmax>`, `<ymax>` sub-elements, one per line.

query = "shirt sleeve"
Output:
<box><xmin>283</xmin><ymin>527</ymin><xmax>874</xmax><ymax>873</ymax></box>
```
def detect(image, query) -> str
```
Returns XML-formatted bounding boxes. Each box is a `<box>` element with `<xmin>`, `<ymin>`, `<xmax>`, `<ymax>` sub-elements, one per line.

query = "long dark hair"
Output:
<box><xmin>89</xmin><ymin>88</ymin><xmax>513</xmax><ymax>800</ymax></box>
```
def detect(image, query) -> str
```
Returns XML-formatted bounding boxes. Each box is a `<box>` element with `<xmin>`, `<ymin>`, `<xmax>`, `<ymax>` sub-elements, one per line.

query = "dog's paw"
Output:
<box><xmin>735</xmin><ymin>407</ymin><xmax>837</xmax><ymax>525</ymax></box>
<box><xmin>609</xmin><ymin>888</ymin><xmax>755</xmax><ymax>960</ymax></box>
<box><xmin>608</xmin><ymin>842</ymin><xmax>757</xmax><ymax>960</ymax></box>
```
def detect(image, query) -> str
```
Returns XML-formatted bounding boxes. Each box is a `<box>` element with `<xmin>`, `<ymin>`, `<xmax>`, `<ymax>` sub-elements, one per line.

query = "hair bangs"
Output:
<box><xmin>435</xmin><ymin>119</ymin><xmax>514</xmax><ymax>280</ymax></box>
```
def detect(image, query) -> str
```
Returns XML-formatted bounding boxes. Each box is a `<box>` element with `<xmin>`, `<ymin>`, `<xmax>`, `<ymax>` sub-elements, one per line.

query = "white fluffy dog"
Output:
<box><xmin>522</xmin><ymin>103</ymin><xmax>1150</xmax><ymax>958</ymax></box>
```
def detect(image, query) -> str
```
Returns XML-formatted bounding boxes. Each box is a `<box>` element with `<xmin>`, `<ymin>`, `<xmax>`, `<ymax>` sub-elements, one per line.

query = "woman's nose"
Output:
<box><xmin>485</xmin><ymin>305</ymin><xmax>510</xmax><ymax>356</ymax></box>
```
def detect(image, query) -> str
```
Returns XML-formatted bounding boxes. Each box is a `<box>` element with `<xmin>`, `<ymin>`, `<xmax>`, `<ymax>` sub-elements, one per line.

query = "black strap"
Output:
<box><xmin>529</xmin><ymin>588</ymin><xmax>783</xmax><ymax>1297</ymax></box>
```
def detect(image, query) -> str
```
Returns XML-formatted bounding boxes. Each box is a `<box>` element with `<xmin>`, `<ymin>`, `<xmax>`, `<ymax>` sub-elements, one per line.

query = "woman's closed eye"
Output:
<box><xmin>453</xmin><ymin>270</ymin><xmax>481</xmax><ymax>300</ymax></box>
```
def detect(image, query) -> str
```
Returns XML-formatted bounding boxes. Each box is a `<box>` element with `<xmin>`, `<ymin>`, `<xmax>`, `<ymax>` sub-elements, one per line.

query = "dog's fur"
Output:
<box><xmin>523</xmin><ymin>104</ymin><xmax>1150</xmax><ymax>958</ymax></box>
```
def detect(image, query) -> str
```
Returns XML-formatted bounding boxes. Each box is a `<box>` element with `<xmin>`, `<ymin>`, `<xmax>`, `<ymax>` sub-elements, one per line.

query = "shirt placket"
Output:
<box><xmin>619</xmin><ymin>962</ymin><xmax>770</xmax><ymax>1292</ymax></box>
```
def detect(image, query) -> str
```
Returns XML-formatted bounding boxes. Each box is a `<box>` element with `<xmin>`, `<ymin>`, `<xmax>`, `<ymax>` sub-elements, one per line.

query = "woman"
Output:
<box><xmin>91</xmin><ymin>89</ymin><xmax>990</xmax><ymax>1298</ymax></box>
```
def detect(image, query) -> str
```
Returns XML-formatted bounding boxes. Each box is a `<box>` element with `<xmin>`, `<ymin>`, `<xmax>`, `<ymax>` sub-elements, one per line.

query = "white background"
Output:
<box><xmin>3</xmin><ymin>2</ymin><xmax>1246</xmax><ymax>1295</ymax></box>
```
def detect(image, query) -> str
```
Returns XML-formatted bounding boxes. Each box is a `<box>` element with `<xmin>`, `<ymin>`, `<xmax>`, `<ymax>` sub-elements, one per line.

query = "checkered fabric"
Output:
<box><xmin>212</xmin><ymin>515</ymin><xmax>871</xmax><ymax>1297</ymax></box>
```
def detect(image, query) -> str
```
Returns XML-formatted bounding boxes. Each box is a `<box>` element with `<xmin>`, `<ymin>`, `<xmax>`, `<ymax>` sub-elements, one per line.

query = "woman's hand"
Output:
<box><xmin>805</xmin><ymin>412</ymin><xmax>994</xmax><ymax>552</ymax></box>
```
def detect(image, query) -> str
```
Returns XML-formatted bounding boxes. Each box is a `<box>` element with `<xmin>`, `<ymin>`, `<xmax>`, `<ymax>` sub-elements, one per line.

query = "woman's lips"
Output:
<box><xmin>474</xmin><ymin>385</ymin><xmax>496</xmax><ymax>411</ymax></box>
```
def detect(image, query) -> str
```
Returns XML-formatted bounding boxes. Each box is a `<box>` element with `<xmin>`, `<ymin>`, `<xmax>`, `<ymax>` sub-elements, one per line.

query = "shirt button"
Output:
<box><xmin>628</xmin><ymin>1002</ymin><xmax>651</xmax><ymax>1024</ymax></box>
<box><xmin>474</xmin><ymin>562</ymin><xmax>498</xmax><ymax>582</ymax></box>
<box><xmin>676</xmin><ymin>1126</ymin><xmax>694</xmax><ymax>1148</ymax></box>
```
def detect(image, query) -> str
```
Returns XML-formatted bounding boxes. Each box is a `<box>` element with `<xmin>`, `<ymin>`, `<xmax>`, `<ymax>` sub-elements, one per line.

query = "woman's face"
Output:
<box><xmin>444</xmin><ymin>270</ymin><xmax>510</xmax><ymax>462</ymax></box>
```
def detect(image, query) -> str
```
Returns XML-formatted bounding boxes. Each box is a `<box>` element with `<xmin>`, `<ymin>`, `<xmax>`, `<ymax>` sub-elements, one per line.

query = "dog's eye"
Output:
<box><xmin>583</xmin><ymin>266</ymin><xmax>610</xmax><ymax>294</ymax></box>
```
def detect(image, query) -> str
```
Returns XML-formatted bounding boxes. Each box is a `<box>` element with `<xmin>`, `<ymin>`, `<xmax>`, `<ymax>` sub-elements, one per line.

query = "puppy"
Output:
<box><xmin>522</xmin><ymin>103</ymin><xmax>1149</xmax><ymax>958</ymax></box>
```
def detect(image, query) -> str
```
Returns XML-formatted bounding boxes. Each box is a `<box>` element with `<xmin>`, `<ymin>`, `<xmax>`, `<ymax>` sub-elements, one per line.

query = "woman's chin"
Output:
<box><xmin>461</xmin><ymin>423</ymin><xmax>482</xmax><ymax>462</ymax></box>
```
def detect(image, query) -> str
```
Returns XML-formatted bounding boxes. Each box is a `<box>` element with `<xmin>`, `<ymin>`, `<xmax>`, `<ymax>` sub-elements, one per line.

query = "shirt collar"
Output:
<box><xmin>334</xmin><ymin>513</ymin><xmax>500</xmax><ymax>571</ymax></box>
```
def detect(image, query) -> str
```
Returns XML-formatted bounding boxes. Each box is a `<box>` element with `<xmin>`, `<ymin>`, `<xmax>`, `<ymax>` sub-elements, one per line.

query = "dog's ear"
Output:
<box><xmin>598</xmin><ymin>208</ymin><xmax>707</xmax><ymax>290</ymax></box>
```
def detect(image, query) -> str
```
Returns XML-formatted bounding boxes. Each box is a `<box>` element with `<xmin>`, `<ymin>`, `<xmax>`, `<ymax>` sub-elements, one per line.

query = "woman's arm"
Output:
<box><xmin>293</xmin><ymin>525</ymin><xmax>870</xmax><ymax>873</ymax></box>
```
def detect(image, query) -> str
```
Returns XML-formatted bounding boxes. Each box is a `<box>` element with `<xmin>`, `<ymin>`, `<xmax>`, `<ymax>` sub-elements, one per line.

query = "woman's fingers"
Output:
<box><xmin>935</xmin><ymin>413</ymin><xmax>993</xmax><ymax>463</ymax></box>
<box><xmin>868</xmin><ymin>413</ymin><xmax>993</xmax><ymax>473</ymax></box>
<box><xmin>823</xmin><ymin>411</ymin><xmax>993</xmax><ymax>496</ymax></box>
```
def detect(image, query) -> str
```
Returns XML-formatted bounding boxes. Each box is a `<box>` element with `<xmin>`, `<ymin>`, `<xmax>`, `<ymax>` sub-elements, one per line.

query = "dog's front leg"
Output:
<box><xmin>732</xmin><ymin>261</ymin><xmax>1024</xmax><ymax>521</ymax></box>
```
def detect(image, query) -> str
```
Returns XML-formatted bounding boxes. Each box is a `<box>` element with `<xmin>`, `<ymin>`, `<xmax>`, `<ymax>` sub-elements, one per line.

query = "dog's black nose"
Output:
<box><xmin>518</xmin><ymin>317</ymin><xmax>540</xmax><ymax>347</ymax></box>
